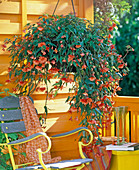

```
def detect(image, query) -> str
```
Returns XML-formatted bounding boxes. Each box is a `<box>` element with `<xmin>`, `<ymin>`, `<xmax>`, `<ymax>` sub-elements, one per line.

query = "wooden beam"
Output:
<box><xmin>21</xmin><ymin>0</ymin><xmax>27</xmax><ymax>36</ymax></box>
<box><xmin>27</xmin><ymin>3</ymin><xmax>78</xmax><ymax>15</ymax></box>
<box><xmin>0</xmin><ymin>1</ymin><xmax>20</xmax><ymax>14</ymax></box>
<box><xmin>0</xmin><ymin>14</ymin><xmax>22</xmax><ymax>23</ymax></box>
<box><xmin>84</xmin><ymin>0</ymin><xmax>94</xmax><ymax>23</ymax></box>
<box><xmin>78</xmin><ymin>0</ymin><xmax>84</xmax><ymax>18</ymax></box>
<box><xmin>34</xmin><ymin>99</ymin><xmax>70</xmax><ymax>114</ymax></box>
<box><xmin>0</xmin><ymin>23</ymin><xmax>21</xmax><ymax>34</ymax></box>
<box><xmin>0</xmin><ymin>1</ymin><xmax>78</xmax><ymax>16</ymax></box>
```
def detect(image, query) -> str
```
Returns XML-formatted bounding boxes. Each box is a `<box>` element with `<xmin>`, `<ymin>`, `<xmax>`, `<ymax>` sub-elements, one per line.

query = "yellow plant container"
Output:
<box><xmin>110</xmin><ymin>150</ymin><xmax>139</xmax><ymax>170</ymax></box>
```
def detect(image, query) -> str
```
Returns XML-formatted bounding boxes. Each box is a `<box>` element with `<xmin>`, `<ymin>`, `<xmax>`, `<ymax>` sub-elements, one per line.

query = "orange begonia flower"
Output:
<box><xmin>5</xmin><ymin>79</ymin><xmax>11</xmax><ymax>83</ymax></box>
<box><xmin>70</xmin><ymin>107</ymin><xmax>77</xmax><ymax>112</ymax></box>
<box><xmin>83</xmin><ymin>92</ymin><xmax>88</xmax><ymax>96</ymax></box>
<box><xmin>75</xmin><ymin>45</ymin><xmax>81</xmax><ymax>48</ymax></box>
<box><xmin>38</xmin><ymin>42</ymin><xmax>46</xmax><ymax>47</ymax></box>
<box><xmin>68</xmin><ymin>55</ymin><xmax>75</xmax><ymax>62</ymax></box>
<box><xmin>18</xmin><ymin>80</ymin><xmax>26</xmax><ymax>86</ymax></box>
<box><xmin>51</xmin><ymin>60</ymin><xmax>56</xmax><ymax>65</ymax></box>
<box><xmin>62</xmin><ymin>59</ymin><xmax>66</xmax><ymax>62</ymax></box>
<box><xmin>46</xmin><ymin>46</ymin><xmax>49</xmax><ymax>52</ymax></box>
<box><xmin>35</xmin><ymin>66</ymin><xmax>42</xmax><ymax>71</ymax></box>
<box><xmin>80</xmin><ymin>53</ymin><xmax>85</xmax><ymax>57</ymax></box>
<box><xmin>96</xmin><ymin>101</ymin><xmax>101</xmax><ymax>106</ymax></box>
<box><xmin>22</xmin><ymin>68</ymin><xmax>27</xmax><ymax>72</ymax></box>
<box><xmin>27</xmin><ymin>50</ymin><xmax>32</xmax><ymax>54</ymax></box>
<box><xmin>89</xmin><ymin>77</ymin><xmax>96</xmax><ymax>81</ymax></box>
<box><xmin>54</xmin><ymin>48</ymin><xmax>58</xmax><ymax>53</ymax></box>
<box><xmin>61</xmin><ymin>44</ymin><xmax>64</xmax><ymax>48</ymax></box>
<box><xmin>39</xmin><ymin>56</ymin><xmax>47</xmax><ymax>64</ymax></box>
<box><xmin>8</xmin><ymin>67</ymin><xmax>12</xmax><ymax>72</ymax></box>
<box><xmin>38</xmin><ymin>27</ymin><xmax>44</xmax><ymax>31</ymax></box>
<box><xmin>33</xmin><ymin>60</ymin><xmax>39</xmax><ymax>65</ymax></box>
<box><xmin>39</xmin><ymin>87</ymin><xmax>46</xmax><ymax>92</ymax></box>
<box><xmin>80</xmin><ymin>99</ymin><xmax>88</xmax><ymax>105</ymax></box>
<box><xmin>61</xmin><ymin>35</ymin><xmax>66</xmax><ymax>38</ymax></box>
<box><xmin>91</xmin><ymin>103</ymin><xmax>96</xmax><ymax>109</ymax></box>
<box><xmin>112</xmin><ymin>23</ymin><xmax>116</xmax><ymax>27</ymax></box>
<box><xmin>82</xmin><ymin>64</ymin><xmax>87</xmax><ymax>69</ymax></box>
<box><xmin>118</xmin><ymin>63</ymin><xmax>124</xmax><ymax>68</ymax></box>
<box><xmin>109</xmin><ymin>26</ymin><xmax>113</xmax><ymax>31</ymax></box>
<box><xmin>48</xmin><ymin>68</ymin><xmax>59</xmax><ymax>73</ymax></box>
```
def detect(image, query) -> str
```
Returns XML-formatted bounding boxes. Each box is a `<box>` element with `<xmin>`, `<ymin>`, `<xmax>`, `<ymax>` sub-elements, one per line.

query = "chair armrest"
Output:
<box><xmin>8</xmin><ymin>132</ymin><xmax>52</xmax><ymax>170</ymax></box>
<box><xmin>8</xmin><ymin>132</ymin><xmax>52</xmax><ymax>164</ymax></box>
<box><xmin>8</xmin><ymin>132</ymin><xmax>51</xmax><ymax>148</ymax></box>
<box><xmin>51</xmin><ymin>127</ymin><xmax>88</xmax><ymax>138</ymax></box>
<box><xmin>51</xmin><ymin>127</ymin><xmax>93</xmax><ymax>145</ymax></box>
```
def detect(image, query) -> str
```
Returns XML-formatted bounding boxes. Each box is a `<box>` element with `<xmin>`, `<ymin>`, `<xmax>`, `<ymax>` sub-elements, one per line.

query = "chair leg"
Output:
<box><xmin>60</xmin><ymin>163</ymin><xmax>85</xmax><ymax>170</ymax></box>
<box><xmin>76</xmin><ymin>164</ymin><xmax>85</xmax><ymax>170</ymax></box>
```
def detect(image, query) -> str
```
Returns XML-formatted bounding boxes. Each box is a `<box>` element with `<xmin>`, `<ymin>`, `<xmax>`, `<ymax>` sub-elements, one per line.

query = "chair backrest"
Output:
<box><xmin>0</xmin><ymin>96</ymin><xmax>35</xmax><ymax>170</ymax></box>
<box><xmin>0</xmin><ymin>96</ymin><xmax>26</xmax><ymax>134</ymax></box>
<box><xmin>0</xmin><ymin>96</ymin><xmax>35</xmax><ymax>133</ymax></box>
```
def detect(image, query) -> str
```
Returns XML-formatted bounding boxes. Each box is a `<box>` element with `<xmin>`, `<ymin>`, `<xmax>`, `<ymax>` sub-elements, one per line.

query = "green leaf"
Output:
<box><xmin>65</xmin><ymin>96</ymin><xmax>70</xmax><ymax>103</ymax></box>
<box><xmin>54</xmin><ymin>32</ymin><xmax>63</xmax><ymax>41</ymax></box>
<box><xmin>95</xmin><ymin>108</ymin><xmax>102</xmax><ymax>116</ymax></box>
<box><xmin>4</xmin><ymin>88</ymin><xmax>9</xmax><ymax>92</ymax></box>
<box><xmin>39</xmin><ymin>115</ymin><xmax>42</xmax><ymax>121</ymax></box>
<box><xmin>0</xmin><ymin>165</ymin><xmax>6</xmax><ymax>170</ymax></box>
<box><xmin>8</xmin><ymin>92</ymin><xmax>17</xmax><ymax>97</ymax></box>
<box><xmin>85</xmin><ymin>79</ymin><xmax>94</xmax><ymax>85</ymax></box>
<box><xmin>11</xmin><ymin>146</ymin><xmax>18</xmax><ymax>151</ymax></box>
<box><xmin>17</xmin><ymin>132</ymin><xmax>26</xmax><ymax>138</ymax></box>
<box><xmin>54</xmin><ymin>90</ymin><xmax>58</xmax><ymax>97</ymax></box>
<box><xmin>79</xmin><ymin>103</ymin><xmax>84</xmax><ymax>115</ymax></box>
<box><xmin>44</xmin><ymin>106</ymin><xmax>48</xmax><ymax>116</ymax></box>
<box><xmin>20</xmin><ymin>152</ymin><xmax>26</xmax><ymax>157</ymax></box>
<box><xmin>29</xmin><ymin>83</ymin><xmax>34</xmax><ymax>92</ymax></box>
<box><xmin>0</xmin><ymin>92</ymin><xmax>4</xmax><ymax>94</ymax></box>
<box><xmin>8</xmin><ymin>133</ymin><xmax>18</xmax><ymax>140</ymax></box>
<box><xmin>3</xmin><ymin>153</ymin><xmax>10</xmax><ymax>161</ymax></box>
<box><xmin>79</xmin><ymin>135</ymin><xmax>83</xmax><ymax>141</ymax></box>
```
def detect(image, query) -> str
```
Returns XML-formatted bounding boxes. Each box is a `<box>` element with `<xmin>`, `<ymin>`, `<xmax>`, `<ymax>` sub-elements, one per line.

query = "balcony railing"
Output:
<box><xmin>102</xmin><ymin>96</ymin><xmax>139</xmax><ymax>143</ymax></box>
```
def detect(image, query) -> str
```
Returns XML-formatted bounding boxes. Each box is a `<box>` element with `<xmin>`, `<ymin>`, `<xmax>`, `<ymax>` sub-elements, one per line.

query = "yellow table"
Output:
<box><xmin>110</xmin><ymin>150</ymin><xmax>139</xmax><ymax>170</ymax></box>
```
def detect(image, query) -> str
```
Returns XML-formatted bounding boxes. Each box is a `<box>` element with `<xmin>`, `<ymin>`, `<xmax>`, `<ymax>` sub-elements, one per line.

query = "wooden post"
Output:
<box><xmin>78</xmin><ymin>0</ymin><xmax>84</xmax><ymax>18</ymax></box>
<box><xmin>21</xmin><ymin>0</ymin><xmax>27</xmax><ymax>36</ymax></box>
<box><xmin>84</xmin><ymin>0</ymin><xmax>94</xmax><ymax>24</ymax></box>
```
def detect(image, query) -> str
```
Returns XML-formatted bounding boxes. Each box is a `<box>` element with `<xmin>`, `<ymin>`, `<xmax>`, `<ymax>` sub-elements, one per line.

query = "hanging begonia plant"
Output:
<box><xmin>3</xmin><ymin>14</ymin><xmax>131</xmax><ymax>144</ymax></box>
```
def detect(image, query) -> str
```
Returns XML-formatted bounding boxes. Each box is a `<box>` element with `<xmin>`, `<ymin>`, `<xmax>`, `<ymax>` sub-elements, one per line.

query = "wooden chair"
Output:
<box><xmin>0</xmin><ymin>96</ymin><xmax>93</xmax><ymax>170</ymax></box>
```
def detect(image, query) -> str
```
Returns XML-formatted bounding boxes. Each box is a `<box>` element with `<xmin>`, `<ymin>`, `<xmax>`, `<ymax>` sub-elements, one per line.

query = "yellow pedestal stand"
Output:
<box><xmin>110</xmin><ymin>150</ymin><xmax>139</xmax><ymax>170</ymax></box>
